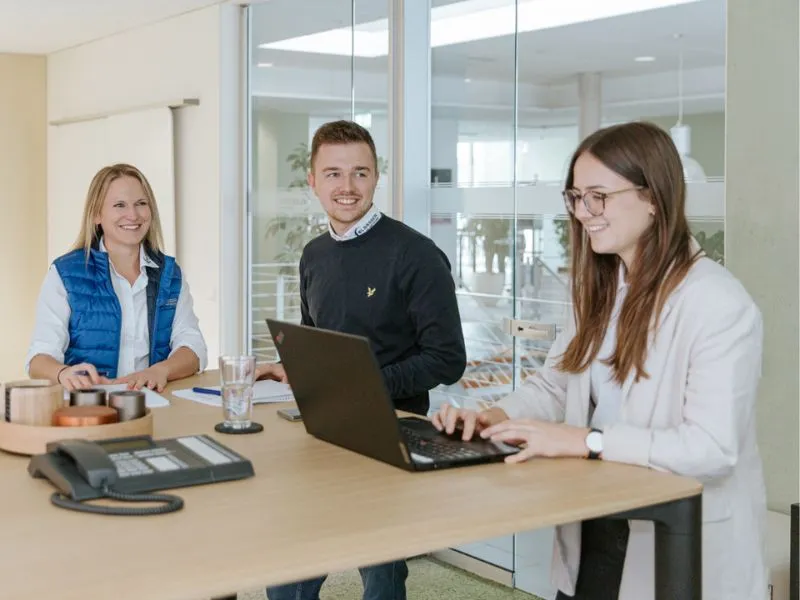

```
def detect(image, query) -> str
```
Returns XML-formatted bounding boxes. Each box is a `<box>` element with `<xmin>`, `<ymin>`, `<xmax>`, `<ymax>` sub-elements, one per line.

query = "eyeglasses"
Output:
<box><xmin>562</xmin><ymin>186</ymin><xmax>645</xmax><ymax>217</ymax></box>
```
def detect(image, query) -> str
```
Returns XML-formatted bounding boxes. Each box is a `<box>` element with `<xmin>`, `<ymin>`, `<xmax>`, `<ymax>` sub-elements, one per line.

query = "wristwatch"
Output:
<box><xmin>585</xmin><ymin>428</ymin><xmax>603</xmax><ymax>460</ymax></box>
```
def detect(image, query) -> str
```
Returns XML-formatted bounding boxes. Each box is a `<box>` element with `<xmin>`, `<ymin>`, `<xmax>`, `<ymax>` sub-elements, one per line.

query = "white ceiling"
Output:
<box><xmin>251</xmin><ymin>0</ymin><xmax>725</xmax><ymax>84</ymax></box>
<box><xmin>0</xmin><ymin>0</ymin><xmax>225</xmax><ymax>54</ymax></box>
<box><xmin>433</xmin><ymin>1</ymin><xmax>725</xmax><ymax>83</ymax></box>
<box><xmin>249</xmin><ymin>0</ymin><xmax>726</xmax><ymax>124</ymax></box>
<box><xmin>0</xmin><ymin>0</ymin><xmax>726</xmax><ymax>125</ymax></box>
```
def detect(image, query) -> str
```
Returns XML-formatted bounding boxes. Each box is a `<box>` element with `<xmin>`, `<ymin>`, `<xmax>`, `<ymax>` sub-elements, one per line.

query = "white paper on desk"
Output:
<box><xmin>62</xmin><ymin>384</ymin><xmax>171</xmax><ymax>408</ymax></box>
<box><xmin>172</xmin><ymin>380</ymin><xmax>294</xmax><ymax>407</ymax></box>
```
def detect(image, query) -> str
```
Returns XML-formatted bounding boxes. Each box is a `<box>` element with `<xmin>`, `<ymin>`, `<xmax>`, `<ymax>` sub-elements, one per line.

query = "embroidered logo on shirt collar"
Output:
<box><xmin>328</xmin><ymin>205</ymin><xmax>382</xmax><ymax>242</ymax></box>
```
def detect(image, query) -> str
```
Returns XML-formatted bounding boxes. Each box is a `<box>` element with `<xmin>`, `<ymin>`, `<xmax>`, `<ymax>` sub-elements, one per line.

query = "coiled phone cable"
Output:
<box><xmin>50</xmin><ymin>485</ymin><xmax>184</xmax><ymax>516</ymax></box>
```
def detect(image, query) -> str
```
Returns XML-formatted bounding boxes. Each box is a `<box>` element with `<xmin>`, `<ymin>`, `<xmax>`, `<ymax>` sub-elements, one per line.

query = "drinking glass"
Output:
<box><xmin>218</xmin><ymin>355</ymin><xmax>256</xmax><ymax>429</ymax></box>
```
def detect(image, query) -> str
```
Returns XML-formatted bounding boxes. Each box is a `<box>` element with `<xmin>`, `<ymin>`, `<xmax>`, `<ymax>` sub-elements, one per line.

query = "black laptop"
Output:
<box><xmin>266</xmin><ymin>319</ymin><xmax>519</xmax><ymax>472</ymax></box>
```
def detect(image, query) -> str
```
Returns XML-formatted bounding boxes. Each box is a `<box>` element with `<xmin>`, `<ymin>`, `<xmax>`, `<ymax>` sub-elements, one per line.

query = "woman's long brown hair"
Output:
<box><xmin>556</xmin><ymin>121</ymin><xmax>700</xmax><ymax>384</ymax></box>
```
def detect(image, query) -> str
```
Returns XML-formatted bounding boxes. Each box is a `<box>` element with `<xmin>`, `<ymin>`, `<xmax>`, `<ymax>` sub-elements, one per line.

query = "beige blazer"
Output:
<box><xmin>496</xmin><ymin>256</ymin><xmax>768</xmax><ymax>600</ymax></box>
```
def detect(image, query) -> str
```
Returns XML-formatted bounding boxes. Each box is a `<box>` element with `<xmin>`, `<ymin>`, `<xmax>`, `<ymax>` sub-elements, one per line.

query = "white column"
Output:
<box><xmin>219</xmin><ymin>3</ymin><xmax>246</xmax><ymax>355</ymax></box>
<box><xmin>388</xmin><ymin>0</ymin><xmax>431</xmax><ymax>236</ymax></box>
<box><xmin>577</xmin><ymin>72</ymin><xmax>602</xmax><ymax>140</ymax></box>
<box><xmin>726</xmin><ymin>0</ymin><xmax>799</xmax><ymax>512</ymax></box>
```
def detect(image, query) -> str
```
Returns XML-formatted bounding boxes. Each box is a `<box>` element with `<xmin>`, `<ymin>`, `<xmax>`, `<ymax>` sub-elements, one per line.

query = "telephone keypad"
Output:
<box><xmin>108</xmin><ymin>449</ymin><xmax>191</xmax><ymax>477</ymax></box>
<box><xmin>109</xmin><ymin>453</ymin><xmax>154</xmax><ymax>478</ymax></box>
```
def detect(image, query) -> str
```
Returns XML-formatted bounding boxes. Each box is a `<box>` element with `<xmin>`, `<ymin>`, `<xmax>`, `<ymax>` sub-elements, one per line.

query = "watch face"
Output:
<box><xmin>587</xmin><ymin>431</ymin><xmax>603</xmax><ymax>453</ymax></box>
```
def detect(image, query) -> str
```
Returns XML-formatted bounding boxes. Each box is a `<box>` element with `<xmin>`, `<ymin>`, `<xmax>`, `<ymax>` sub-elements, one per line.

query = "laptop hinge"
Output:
<box><xmin>398</xmin><ymin>443</ymin><xmax>411</xmax><ymax>464</ymax></box>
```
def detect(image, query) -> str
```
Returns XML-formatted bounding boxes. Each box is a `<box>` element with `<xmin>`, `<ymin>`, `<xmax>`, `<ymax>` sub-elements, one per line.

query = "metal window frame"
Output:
<box><xmin>388</xmin><ymin>0</ymin><xmax>432</xmax><ymax>236</ymax></box>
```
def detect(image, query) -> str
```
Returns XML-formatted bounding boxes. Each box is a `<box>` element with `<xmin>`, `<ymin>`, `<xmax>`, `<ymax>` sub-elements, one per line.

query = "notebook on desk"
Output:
<box><xmin>266</xmin><ymin>318</ymin><xmax>519</xmax><ymax>472</ymax></box>
<box><xmin>172</xmin><ymin>380</ymin><xmax>294</xmax><ymax>407</ymax></box>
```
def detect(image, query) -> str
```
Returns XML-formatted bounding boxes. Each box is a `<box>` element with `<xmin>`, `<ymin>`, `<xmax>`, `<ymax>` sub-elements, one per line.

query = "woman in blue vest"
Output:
<box><xmin>27</xmin><ymin>163</ymin><xmax>207</xmax><ymax>392</ymax></box>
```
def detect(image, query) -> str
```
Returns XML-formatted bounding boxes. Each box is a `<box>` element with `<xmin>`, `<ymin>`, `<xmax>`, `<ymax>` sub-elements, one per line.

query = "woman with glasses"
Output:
<box><xmin>433</xmin><ymin>121</ymin><xmax>767</xmax><ymax>600</ymax></box>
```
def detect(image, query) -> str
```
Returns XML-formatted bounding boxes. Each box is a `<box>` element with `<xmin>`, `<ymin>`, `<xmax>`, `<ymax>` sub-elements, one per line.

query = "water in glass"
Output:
<box><xmin>222</xmin><ymin>382</ymin><xmax>253</xmax><ymax>428</ymax></box>
<box><xmin>219</xmin><ymin>355</ymin><xmax>256</xmax><ymax>429</ymax></box>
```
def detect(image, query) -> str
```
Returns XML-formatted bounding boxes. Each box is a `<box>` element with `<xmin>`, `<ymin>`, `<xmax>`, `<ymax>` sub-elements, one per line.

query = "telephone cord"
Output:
<box><xmin>50</xmin><ymin>485</ymin><xmax>184</xmax><ymax>516</ymax></box>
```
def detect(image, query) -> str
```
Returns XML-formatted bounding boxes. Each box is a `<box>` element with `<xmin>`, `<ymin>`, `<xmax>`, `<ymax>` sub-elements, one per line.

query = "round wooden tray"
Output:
<box><xmin>0</xmin><ymin>409</ymin><xmax>153</xmax><ymax>456</ymax></box>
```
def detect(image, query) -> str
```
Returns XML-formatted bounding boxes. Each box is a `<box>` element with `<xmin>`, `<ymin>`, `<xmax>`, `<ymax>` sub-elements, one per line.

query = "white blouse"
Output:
<box><xmin>588</xmin><ymin>267</ymin><xmax>629</xmax><ymax>429</ymax></box>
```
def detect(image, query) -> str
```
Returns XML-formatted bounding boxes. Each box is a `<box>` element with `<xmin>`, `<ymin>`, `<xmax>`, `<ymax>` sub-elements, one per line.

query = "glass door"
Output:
<box><xmin>245</xmin><ymin>1</ymin><xmax>726</xmax><ymax>594</ymax></box>
<box><xmin>246</xmin><ymin>0</ymin><xmax>388</xmax><ymax>359</ymax></box>
<box><xmin>427</xmin><ymin>0</ymin><xmax>519</xmax><ymax>573</ymax></box>
<box><xmin>421</xmin><ymin>1</ymin><xmax>726</xmax><ymax>596</ymax></box>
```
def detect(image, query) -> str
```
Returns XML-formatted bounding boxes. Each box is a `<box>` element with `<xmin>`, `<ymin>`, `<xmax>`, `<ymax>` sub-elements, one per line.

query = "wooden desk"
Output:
<box><xmin>0</xmin><ymin>372</ymin><xmax>703</xmax><ymax>600</ymax></box>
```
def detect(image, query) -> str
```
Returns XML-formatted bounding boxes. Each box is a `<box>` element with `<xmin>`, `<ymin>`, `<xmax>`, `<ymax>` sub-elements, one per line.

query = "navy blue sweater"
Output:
<box><xmin>299</xmin><ymin>215</ymin><xmax>466</xmax><ymax>415</ymax></box>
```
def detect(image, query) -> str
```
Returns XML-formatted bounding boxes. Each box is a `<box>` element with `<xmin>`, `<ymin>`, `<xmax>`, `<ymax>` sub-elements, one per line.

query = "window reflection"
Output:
<box><xmin>248</xmin><ymin>0</ymin><xmax>388</xmax><ymax>361</ymax></box>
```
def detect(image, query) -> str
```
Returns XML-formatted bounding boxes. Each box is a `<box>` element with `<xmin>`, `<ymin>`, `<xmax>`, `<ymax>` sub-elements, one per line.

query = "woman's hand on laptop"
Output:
<box><xmin>432</xmin><ymin>404</ymin><xmax>508</xmax><ymax>441</ymax></box>
<box><xmin>479</xmin><ymin>419</ymin><xmax>591</xmax><ymax>463</ymax></box>
<box><xmin>254</xmin><ymin>362</ymin><xmax>288</xmax><ymax>384</ymax></box>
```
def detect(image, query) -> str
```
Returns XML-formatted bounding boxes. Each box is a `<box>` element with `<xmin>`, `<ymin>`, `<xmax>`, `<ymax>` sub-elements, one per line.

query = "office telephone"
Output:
<box><xmin>28</xmin><ymin>434</ymin><xmax>255</xmax><ymax>516</ymax></box>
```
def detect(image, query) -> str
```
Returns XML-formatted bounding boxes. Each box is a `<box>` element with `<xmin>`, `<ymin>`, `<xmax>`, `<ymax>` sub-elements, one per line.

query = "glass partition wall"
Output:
<box><xmin>247</xmin><ymin>0</ymin><xmax>389</xmax><ymax>361</ymax></box>
<box><xmin>247</xmin><ymin>1</ymin><xmax>726</xmax><ymax>594</ymax></box>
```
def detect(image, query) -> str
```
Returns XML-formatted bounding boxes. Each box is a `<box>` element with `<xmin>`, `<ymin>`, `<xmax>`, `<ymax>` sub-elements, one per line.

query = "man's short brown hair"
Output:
<box><xmin>310</xmin><ymin>120</ymin><xmax>378</xmax><ymax>171</ymax></box>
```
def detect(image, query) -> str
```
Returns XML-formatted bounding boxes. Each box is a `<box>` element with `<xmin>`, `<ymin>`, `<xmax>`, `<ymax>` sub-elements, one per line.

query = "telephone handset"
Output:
<box><xmin>28</xmin><ymin>438</ymin><xmax>183</xmax><ymax>516</ymax></box>
<box><xmin>51</xmin><ymin>438</ymin><xmax>118</xmax><ymax>489</ymax></box>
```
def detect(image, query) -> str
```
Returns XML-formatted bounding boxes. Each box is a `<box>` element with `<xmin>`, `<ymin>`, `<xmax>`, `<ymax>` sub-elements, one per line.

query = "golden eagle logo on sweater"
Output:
<box><xmin>367</xmin><ymin>286</ymin><xmax>376</xmax><ymax>298</ymax></box>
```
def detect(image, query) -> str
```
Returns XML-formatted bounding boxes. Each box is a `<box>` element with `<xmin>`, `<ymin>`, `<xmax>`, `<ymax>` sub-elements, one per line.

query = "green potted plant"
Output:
<box><xmin>553</xmin><ymin>218</ymin><xmax>570</xmax><ymax>272</ymax></box>
<box><xmin>461</xmin><ymin>218</ymin><xmax>511</xmax><ymax>305</ymax></box>
<box><xmin>552</xmin><ymin>221</ymin><xmax>724</xmax><ymax>268</ymax></box>
<box><xmin>693</xmin><ymin>229</ymin><xmax>724</xmax><ymax>264</ymax></box>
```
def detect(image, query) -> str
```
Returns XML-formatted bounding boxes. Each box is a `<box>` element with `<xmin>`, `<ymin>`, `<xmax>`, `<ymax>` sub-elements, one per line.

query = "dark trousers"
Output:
<box><xmin>266</xmin><ymin>560</ymin><xmax>408</xmax><ymax>600</ymax></box>
<box><xmin>555</xmin><ymin>518</ymin><xmax>630</xmax><ymax>600</ymax></box>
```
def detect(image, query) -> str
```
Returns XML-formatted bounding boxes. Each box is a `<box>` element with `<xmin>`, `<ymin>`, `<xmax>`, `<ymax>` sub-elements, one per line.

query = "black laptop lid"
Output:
<box><xmin>266</xmin><ymin>319</ymin><xmax>413</xmax><ymax>469</ymax></box>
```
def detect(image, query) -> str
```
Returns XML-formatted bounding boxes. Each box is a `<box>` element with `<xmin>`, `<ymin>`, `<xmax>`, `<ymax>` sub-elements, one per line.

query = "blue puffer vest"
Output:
<box><xmin>53</xmin><ymin>244</ymin><xmax>182</xmax><ymax>379</ymax></box>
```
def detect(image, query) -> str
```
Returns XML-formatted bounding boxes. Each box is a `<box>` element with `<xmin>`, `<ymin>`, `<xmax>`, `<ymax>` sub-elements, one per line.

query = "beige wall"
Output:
<box><xmin>726</xmin><ymin>0</ymin><xmax>799</xmax><ymax>512</ymax></box>
<box><xmin>0</xmin><ymin>54</ymin><xmax>47</xmax><ymax>381</ymax></box>
<box><xmin>46</xmin><ymin>5</ymin><xmax>237</xmax><ymax>363</ymax></box>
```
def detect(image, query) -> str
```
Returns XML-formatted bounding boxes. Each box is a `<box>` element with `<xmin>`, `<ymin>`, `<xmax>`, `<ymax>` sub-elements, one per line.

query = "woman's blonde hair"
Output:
<box><xmin>73</xmin><ymin>163</ymin><xmax>165</xmax><ymax>255</ymax></box>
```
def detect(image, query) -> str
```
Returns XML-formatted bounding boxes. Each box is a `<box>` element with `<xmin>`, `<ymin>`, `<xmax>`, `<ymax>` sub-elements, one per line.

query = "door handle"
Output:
<box><xmin>502</xmin><ymin>319</ymin><xmax>556</xmax><ymax>341</ymax></box>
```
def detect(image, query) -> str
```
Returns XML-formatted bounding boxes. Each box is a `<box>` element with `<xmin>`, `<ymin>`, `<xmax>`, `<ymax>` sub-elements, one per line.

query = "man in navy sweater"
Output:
<box><xmin>259</xmin><ymin>120</ymin><xmax>466</xmax><ymax>600</ymax></box>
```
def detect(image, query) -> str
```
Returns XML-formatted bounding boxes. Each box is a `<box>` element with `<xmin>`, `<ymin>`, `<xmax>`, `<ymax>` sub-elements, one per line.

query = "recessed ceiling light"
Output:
<box><xmin>257</xmin><ymin>62</ymin><xmax>274</xmax><ymax>68</ymax></box>
<box><xmin>634</xmin><ymin>56</ymin><xmax>656</xmax><ymax>62</ymax></box>
<box><xmin>464</xmin><ymin>78</ymin><xmax>471</xmax><ymax>83</ymax></box>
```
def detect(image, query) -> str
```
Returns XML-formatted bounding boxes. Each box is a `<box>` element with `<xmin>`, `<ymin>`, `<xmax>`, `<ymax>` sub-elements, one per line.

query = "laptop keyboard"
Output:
<box><xmin>402</xmin><ymin>428</ymin><xmax>485</xmax><ymax>462</ymax></box>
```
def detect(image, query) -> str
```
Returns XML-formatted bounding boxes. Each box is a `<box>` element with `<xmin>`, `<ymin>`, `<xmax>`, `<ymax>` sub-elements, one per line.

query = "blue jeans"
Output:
<box><xmin>266</xmin><ymin>560</ymin><xmax>408</xmax><ymax>600</ymax></box>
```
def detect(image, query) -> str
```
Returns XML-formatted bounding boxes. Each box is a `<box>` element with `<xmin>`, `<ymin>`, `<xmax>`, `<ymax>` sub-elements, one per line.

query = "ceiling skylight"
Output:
<box><xmin>259</xmin><ymin>0</ymin><xmax>701</xmax><ymax>58</ymax></box>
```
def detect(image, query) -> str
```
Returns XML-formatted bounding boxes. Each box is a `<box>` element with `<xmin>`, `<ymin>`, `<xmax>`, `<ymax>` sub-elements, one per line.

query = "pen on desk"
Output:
<box><xmin>192</xmin><ymin>387</ymin><xmax>221</xmax><ymax>396</ymax></box>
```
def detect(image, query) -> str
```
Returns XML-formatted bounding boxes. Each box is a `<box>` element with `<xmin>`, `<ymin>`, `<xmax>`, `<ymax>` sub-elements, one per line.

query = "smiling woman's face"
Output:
<box><xmin>94</xmin><ymin>176</ymin><xmax>152</xmax><ymax>251</ymax></box>
<box><xmin>571</xmin><ymin>151</ymin><xmax>654</xmax><ymax>268</ymax></box>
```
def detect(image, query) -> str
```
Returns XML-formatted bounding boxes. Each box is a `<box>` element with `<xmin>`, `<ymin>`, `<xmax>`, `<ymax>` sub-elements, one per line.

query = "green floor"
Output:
<box><xmin>235</xmin><ymin>557</ymin><xmax>543</xmax><ymax>600</ymax></box>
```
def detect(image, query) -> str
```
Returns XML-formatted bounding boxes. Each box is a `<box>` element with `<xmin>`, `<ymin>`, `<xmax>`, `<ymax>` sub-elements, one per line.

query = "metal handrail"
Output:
<box><xmin>531</xmin><ymin>253</ymin><xmax>569</xmax><ymax>293</ymax></box>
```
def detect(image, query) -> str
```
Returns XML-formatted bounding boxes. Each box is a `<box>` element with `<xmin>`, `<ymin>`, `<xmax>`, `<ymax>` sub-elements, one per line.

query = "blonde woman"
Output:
<box><xmin>27</xmin><ymin>163</ymin><xmax>207</xmax><ymax>392</ymax></box>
